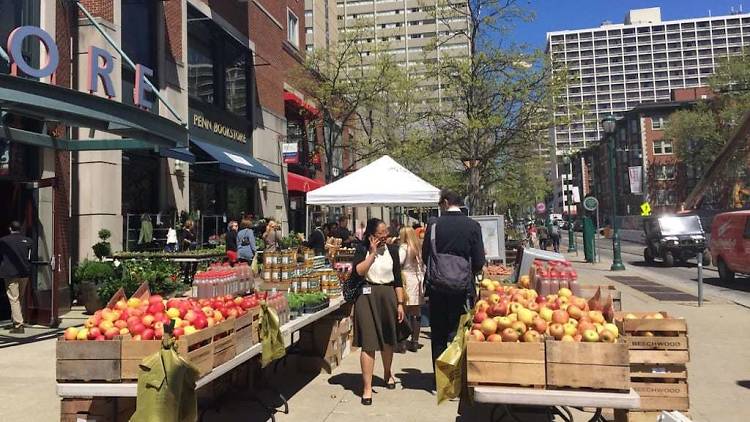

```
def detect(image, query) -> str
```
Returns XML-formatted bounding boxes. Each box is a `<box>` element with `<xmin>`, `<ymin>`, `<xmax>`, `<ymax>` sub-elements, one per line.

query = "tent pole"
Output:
<box><xmin>305</xmin><ymin>205</ymin><xmax>310</xmax><ymax>238</ymax></box>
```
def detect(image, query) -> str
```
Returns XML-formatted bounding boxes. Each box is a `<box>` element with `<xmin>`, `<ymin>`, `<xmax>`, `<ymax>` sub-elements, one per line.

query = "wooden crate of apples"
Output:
<box><xmin>467</xmin><ymin>285</ymin><xmax>629</xmax><ymax>391</ymax></box>
<box><xmin>57</xmin><ymin>285</ymin><xmax>262</xmax><ymax>382</ymax></box>
<box><xmin>614</xmin><ymin>312</ymin><xmax>690</xmax><ymax>414</ymax></box>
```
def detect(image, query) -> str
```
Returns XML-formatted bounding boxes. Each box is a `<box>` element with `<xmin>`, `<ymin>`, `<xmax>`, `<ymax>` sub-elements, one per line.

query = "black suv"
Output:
<box><xmin>643</xmin><ymin>215</ymin><xmax>710</xmax><ymax>267</ymax></box>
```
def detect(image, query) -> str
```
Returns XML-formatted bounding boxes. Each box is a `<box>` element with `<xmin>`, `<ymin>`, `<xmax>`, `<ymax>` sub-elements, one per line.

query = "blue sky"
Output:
<box><xmin>511</xmin><ymin>0</ymin><xmax>748</xmax><ymax>49</ymax></box>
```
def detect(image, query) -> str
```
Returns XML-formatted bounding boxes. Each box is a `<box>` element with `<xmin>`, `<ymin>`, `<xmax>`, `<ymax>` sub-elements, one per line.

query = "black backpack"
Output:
<box><xmin>425</xmin><ymin>223</ymin><xmax>473</xmax><ymax>295</ymax></box>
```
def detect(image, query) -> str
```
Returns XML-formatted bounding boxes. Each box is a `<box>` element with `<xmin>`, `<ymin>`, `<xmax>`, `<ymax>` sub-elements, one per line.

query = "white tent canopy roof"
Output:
<box><xmin>306</xmin><ymin>155</ymin><xmax>440</xmax><ymax>206</ymax></box>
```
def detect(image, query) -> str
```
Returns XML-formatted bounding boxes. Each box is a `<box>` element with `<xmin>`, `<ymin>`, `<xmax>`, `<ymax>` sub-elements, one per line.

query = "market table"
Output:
<box><xmin>57</xmin><ymin>297</ymin><xmax>345</xmax><ymax>399</ymax></box>
<box><xmin>473</xmin><ymin>385</ymin><xmax>641</xmax><ymax>422</ymax></box>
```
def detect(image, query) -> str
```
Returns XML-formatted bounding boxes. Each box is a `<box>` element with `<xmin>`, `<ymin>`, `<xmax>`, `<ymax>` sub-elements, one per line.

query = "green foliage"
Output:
<box><xmin>493</xmin><ymin>156</ymin><xmax>552</xmax><ymax>217</ymax></box>
<box><xmin>71</xmin><ymin>260</ymin><xmax>116</xmax><ymax>300</ymax></box>
<box><xmin>95</xmin><ymin>258</ymin><xmax>183</xmax><ymax>304</ymax></box>
<box><xmin>663</xmin><ymin>106</ymin><xmax>725</xmax><ymax>175</ymax></box>
<box><xmin>280</xmin><ymin>232</ymin><xmax>302</xmax><ymax>249</ymax></box>
<box><xmin>92</xmin><ymin>228</ymin><xmax>112</xmax><ymax>260</ymax></box>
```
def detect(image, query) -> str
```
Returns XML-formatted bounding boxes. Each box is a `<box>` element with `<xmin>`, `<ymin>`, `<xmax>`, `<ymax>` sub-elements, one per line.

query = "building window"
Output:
<box><xmin>654</xmin><ymin>189</ymin><xmax>676</xmax><ymax>205</ymax></box>
<box><xmin>288</xmin><ymin>9</ymin><xmax>299</xmax><ymax>48</ymax></box>
<box><xmin>187</xmin><ymin>6</ymin><xmax>252</xmax><ymax>119</ymax></box>
<box><xmin>653</xmin><ymin>139</ymin><xmax>673</xmax><ymax>154</ymax></box>
<box><xmin>122</xmin><ymin>0</ymin><xmax>158</xmax><ymax>109</ymax></box>
<box><xmin>654</xmin><ymin>164</ymin><xmax>676</xmax><ymax>180</ymax></box>
<box><xmin>0</xmin><ymin>0</ymin><xmax>40</xmax><ymax>76</ymax></box>
<box><xmin>652</xmin><ymin>116</ymin><xmax>667</xmax><ymax>130</ymax></box>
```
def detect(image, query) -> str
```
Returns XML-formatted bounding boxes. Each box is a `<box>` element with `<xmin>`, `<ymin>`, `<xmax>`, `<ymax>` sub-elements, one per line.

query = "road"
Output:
<box><xmin>563</xmin><ymin>231</ymin><xmax>750</xmax><ymax>308</ymax></box>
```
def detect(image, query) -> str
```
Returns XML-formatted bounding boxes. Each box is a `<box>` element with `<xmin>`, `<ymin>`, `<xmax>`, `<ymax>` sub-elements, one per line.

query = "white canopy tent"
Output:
<box><xmin>304</xmin><ymin>156</ymin><xmax>440</xmax><ymax>235</ymax></box>
<box><xmin>306</xmin><ymin>155</ymin><xmax>440</xmax><ymax>206</ymax></box>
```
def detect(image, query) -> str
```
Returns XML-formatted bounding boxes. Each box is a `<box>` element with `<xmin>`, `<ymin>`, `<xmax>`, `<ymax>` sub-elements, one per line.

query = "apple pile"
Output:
<box><xmin>620</xmin><ymin>312</ymin><xmax>668</xmax><ymax>337</ymax></box>
<box><xmin>469</xmin><ymin>286</ymin><xmax>620</xmax><ymax>343</ymax></box>
<box><xmin>63</xmin><ymin>294</ymin><xmax>261</xmax><ymax>341</ymax></box>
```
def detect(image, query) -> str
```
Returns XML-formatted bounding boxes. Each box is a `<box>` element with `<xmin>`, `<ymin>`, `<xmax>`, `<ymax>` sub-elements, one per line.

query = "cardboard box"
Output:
<box><xmin>299</xmin><ymin>318</ymin><xmax>339</xmax><ymax>355</ymax></box>
<box><xmin>296</xmin><ymin>352</ymin><xmax>341</xmax><ymax>374</ymax></box>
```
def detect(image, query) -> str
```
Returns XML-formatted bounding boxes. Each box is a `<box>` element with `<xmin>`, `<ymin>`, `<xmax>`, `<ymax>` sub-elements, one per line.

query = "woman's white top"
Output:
<box><xmin>365</xmin><ymin>247</ymin><xmax>394</xmax><ymax>284</ymax></box>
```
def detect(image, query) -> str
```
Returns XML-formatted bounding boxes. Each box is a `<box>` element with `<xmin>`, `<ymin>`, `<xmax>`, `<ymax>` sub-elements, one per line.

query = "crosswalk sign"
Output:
<box><xmin>640</xmin><ymin>202</ymin><xmax>651</xmax><ymax>216</ymax></box>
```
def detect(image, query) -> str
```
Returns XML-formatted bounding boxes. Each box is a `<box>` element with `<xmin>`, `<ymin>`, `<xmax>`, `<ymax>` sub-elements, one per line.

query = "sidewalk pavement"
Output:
<box><xmin>0</xmin><ymin>262</ymin><xmax>748</xmax><ymax>422</ymax></box>
<box><xmin>563</xmin><ymin>252</ymin><xmax>750</xmax><ymax>422</ymax></box>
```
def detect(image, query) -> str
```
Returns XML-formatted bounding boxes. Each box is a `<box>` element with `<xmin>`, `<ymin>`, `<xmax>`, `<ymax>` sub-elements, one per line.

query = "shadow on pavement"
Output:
<box><xmin>0</xmin><ymin>328</ymin><xmax>64</xmax><ymax>348</ymax></box>
<box><xmin>396</xmin><ymin>367</ymin><xmax>435</xmax><ymax>394</ymax></box>
<box><xmin>699</xmin><ymin>277</ymin><xmax>750</xmax><ymax>293</ymax></box>
<box><xmin>737</xmin><ymin>380</ymin><xmax>750</xmax><ymax>389</ymax></box>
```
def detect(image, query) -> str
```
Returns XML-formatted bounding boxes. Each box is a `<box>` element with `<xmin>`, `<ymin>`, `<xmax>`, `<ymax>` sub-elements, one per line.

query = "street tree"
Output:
<box><xmin>291</xmin><ymin>23</ymin><xmax>407</xmax><ymax>183</ymax></box>
<box><xmin>423</xmin><ymin>0</ymin><xmax>571</xmax><ymax>214</ymax></box>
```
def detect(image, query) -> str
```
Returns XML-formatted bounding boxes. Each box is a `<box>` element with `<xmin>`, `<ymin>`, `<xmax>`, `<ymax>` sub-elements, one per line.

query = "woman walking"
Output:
<box><xmin>352</xmin><ymin>218</ymin><xmax>405</xmax><ymax>405</ymax></box>
<box><xmin>237</xmin><ymin>219</ymin><xmax>257</xmax><ymax>263</ymax></box>
<box><xmin>399</xmin><ymin>227</ymin><xmax>424</xmax><ymax>352</ymax></box>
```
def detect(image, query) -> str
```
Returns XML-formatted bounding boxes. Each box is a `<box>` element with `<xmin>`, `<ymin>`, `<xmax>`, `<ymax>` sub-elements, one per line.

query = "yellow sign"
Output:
<box><xmin>640</xmin><ymin>202</ymin><xmax>651</xmax><ymax>216</ymax></box>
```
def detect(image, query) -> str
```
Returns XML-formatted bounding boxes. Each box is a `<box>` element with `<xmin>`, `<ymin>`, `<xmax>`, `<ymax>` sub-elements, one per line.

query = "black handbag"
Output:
<box><xmin>396</xmin><ymin>318</ymin><xmax>412</xmax><ymax>342</ymax></box>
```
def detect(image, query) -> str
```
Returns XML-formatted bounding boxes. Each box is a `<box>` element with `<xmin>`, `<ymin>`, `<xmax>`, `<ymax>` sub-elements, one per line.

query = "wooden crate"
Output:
<box><xmin>120</xmin><ymin>338</ymin><xmax>189</xmax><ymax>380</ymax></box>
<box><xmin>235</xmin><ymin>307</ymin><xmax>261</xmax><ymax>353</ymax></box>
<box><xmin>615</xmin><ymin>312</ymin><xmax>690</xmax><ymax>412</ymax></box>
<box><xmin>629</xmin><ymin>364</ymin><xmax>690</xmax><ymax>411</ymax></box>
<box><xmin>56</xmin><ymin>338</ymin><xmax>122</xmax><ymax>382</ymax></box>
<box><xmin>614</xmin><ymin>410</ymin><xmax>691</xmax><ymax>422</ymax></box>
<box><xmin>615</xmin><ymin>312</ymin><xmax>689</xmax><ymax>365</ymax></box>
<box><xmin>212</xmin><ymin>319</ymin><xmax>237</xmax><ymax>368</ymax></box>
<box><xmin>182</xmin><ymin>326</ymin><xmax>216</xmax><ymax>377</ymax></box>
<box><xmin>545</xmin><ymin>340</ymin><xmax>630</xmax><ymax>391</ymax></box>
<box><xmin>467</xmin><ymin>341</ymin><xmax>546</xmax><ymax>387</ymax></box>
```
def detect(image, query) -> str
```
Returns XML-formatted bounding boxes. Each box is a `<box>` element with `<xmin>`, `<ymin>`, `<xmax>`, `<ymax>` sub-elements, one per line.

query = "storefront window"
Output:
<box><xmin>188</xmin><ymin>33</ymin><xmax>216</xmax><ymax>105</ymax></box>
<box><xmin>224</xmin><ymin>42</ymin><xmax>249</xmax><ymax>117</ymax></box>
<box><xmin>122</xmin><ymin>152</ymin><xmax>160</xmax><ymax>214</ymax></box>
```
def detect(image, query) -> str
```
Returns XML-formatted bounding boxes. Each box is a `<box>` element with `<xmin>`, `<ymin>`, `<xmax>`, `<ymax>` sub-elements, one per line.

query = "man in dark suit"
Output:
<box><xmin>423</xmin><ymin>191</ymin><xmax>485</xmax><ymax>364</ymax></box>
<box><xmin>0</xmin><ymin>221</ymin><xmax>33</xmax><ymax>333</ymax></box>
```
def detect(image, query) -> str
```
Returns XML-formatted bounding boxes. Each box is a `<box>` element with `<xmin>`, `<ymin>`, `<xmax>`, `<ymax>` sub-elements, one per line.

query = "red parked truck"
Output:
<box><xmin>710</xmin><ymin>210</ymin><xmax>750</xmax><ymax>282</ymax></box>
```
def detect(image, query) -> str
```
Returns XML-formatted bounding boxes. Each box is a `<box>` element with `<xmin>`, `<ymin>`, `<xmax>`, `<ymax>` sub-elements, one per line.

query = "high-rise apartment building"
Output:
<box><xmin>547</xmin><ymin>7</ymin><xmax>750</xmax><ymax>213</ymax></box>
<box><xmin>305</xmin><ymin>0</ymin><xmax>339</xmax><ymax>51</ymax></box>
<box><xmin>335</xmin><ymin>0</ymin><xmax>470</xmax><ymax>106</ymax></box>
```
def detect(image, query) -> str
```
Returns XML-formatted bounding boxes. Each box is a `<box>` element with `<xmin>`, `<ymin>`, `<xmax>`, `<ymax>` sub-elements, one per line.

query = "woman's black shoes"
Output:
<box><xmin>361</xmin><ymin>397</ymin><xmax>372</xmax><ymax>405</ymax></box>
<box><xmin>386</xmin><ymin>381</ymin><xmax>396</xmax><ymax>390</ymax></box>
<box><xmin>407</xmin><ymin>342</ymin><xmax>419</xmax><ymax>352</ymax></box>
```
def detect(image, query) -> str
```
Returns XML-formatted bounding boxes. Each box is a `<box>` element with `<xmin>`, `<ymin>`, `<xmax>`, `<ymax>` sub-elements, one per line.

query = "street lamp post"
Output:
<box><xmin>603</xmin><ymin>114</ymin><xmax>625</xmax><ymax>271</ymax></box>
<box><xmin>562</xmin><ymin>154</ymin><xmax>577</xmax><ymax>253</ymax></box>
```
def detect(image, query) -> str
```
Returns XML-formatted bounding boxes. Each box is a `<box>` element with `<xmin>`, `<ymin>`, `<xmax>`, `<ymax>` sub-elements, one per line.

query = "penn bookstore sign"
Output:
<box><xmin>5</xmin><ymin>26</ymin><xmax>156</xmax><ymax>110</ymax></box>
<box><xmin>188</xmin><ymin>100</ymin><xmax>250</xmax><ymax>154</ymax></box>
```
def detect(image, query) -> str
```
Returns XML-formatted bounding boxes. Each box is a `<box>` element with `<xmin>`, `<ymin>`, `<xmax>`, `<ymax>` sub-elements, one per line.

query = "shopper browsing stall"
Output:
<box><xmin>226</xmin><ymin>221</ymin><xmax>238</xmax><ymax>263</ymax></box>
<box><xmin>399</xmin><ymin>227</ymin><xmax>425</xmax><ymax>352</ymax></box>
<box><xmin>263</xmin><ymin>218</ymin><xmax>283</xmax><ymax>252</ymax></box>
<box><xmin>351</xmin><ymin>218</ymin><xmax>405</xmax><ymax>406</ymax></box>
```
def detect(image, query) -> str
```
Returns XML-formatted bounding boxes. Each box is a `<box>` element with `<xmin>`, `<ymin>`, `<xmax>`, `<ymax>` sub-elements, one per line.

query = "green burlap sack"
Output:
<box><xmin>130</xmin><ymin>337</ymin><xmax>199</xmax><ymax>422</ymax></box>
<box><xmin>260</xmin><ymin>302</ymin><xmax>286</xmax><ymax>367</ymax></box>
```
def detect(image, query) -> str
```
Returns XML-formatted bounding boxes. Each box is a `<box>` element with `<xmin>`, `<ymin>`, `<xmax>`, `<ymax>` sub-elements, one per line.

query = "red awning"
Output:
<box><xmin>283</xmin><ymin>91</ymin><xmax>319</xmax><ymax>117</ymax></box>
<box><xmin>287</xmin><ymin>172</ymin><xmax>324</xmax><ymax>193</ymax></box>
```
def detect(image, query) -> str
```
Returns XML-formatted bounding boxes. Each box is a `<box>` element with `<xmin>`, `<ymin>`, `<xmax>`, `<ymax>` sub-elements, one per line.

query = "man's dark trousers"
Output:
<box><xmin>429</xmin><ymin>290</ymin><xmax>469</xmax><ymax>364</ymax></box>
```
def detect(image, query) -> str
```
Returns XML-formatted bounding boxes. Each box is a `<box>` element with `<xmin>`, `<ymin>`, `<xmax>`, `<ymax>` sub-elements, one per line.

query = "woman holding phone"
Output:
<box><xmin>352</xmin><ymin>218</ymin><xmax>405</xmax><ymax>405</ymax></box>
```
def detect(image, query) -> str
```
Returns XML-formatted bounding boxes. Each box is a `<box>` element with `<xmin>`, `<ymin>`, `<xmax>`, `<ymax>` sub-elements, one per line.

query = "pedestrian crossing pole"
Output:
<box><xmin>697</xmin><ymin>251</ymin><xmax>704</xmax><ymax>307</ymax></box>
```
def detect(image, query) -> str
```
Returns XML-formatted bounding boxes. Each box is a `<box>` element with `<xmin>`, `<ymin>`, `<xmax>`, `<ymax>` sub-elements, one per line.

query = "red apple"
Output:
<box><xmin>115</xmin><ymin>300</ymin><xmax>128</xmax><ymax>311</ymax></box>
<box><xmin>172</xmin><ymin>327</ymin><xmax>184</xmax><ymax>338</ymax></box>
<box><xmin>473</xmin><ymin>311</ymin><xmax>488</xmax><ymax>324</ymax></box>
<box><xmin>567</xmin><ymin>305</ymin><xmax>583</xmax><ymax>320</ymax></box>
<box><xmin>114</xmin><ymin>320</ymin><xmax>127</xmax><ymax>330</ymax></box>
<box><xmin>95</xmin><ymin>335</ymin><xmax>106</xmax><ymax>341</ymax></box>
<box><xmin>577</xmin><ymin>321</ymin><xmax>595</xmax><ymax>336</ymax></box>
<box><xmin>532</xmin><ymin>317</ymin><xmax>547</xmax><ymax>334</ymax></box>
<box><xmin>141</xmin><ymin>328</ymin><xmax>155</xmax><ymax>340</ymax></box>
<box><xmin>148</xmin><ymin>295</ymin><xmax>163</xmax><ymax>305</ymax></box>
<box><xmin>549</xmin><ymin>323</ymin><xmax>565</xmax><ymax>340</ymax></box>
<box><xmin>193</xmin><ymin>316</ymin><xmax>208</xmax><ymax>329</ymax></box>
<box><xmin>184</xmin><ymin>310</ymin><xmax>199</xmax><ymax>323</ymax></box>
<box><xmin>141</xmin><ymin>315</ymin><xmax>155</xmax><ymax>328</ymax></box>
<box><xmin>487</xmin><ymin>334</ymin><xmax>503</xmax><ymax>342</ymax></box>
<box><xmin>500</xmin><ymin>327</ymin><xmax>519</xmax><ymax>342</ymax></box>
<box><xmin>87</xmin><ymin>327</ymin><xmax>102</xmax><ymax>340</ymax></box>
<box><xmin>522</xmin><ymin>329</ymin><xmax>542</xmax><ymax>343</ymax></box>
<box><xmin>552</xmin><ymin>310</ymin><xmax>569</xmax><ymax>324</ymax></box>
<box><xmin>535</xmin><ymin>295</ymin><xmax>546</xmax><ymax>304</ymax></box>
<box><xmin>130</xmin><ymin>323</ymin><xmax>146</xmax><ymax>336</ymax></box>
<box><xmin>470</xmin><ymin>329</ymin><xmax>485</xmax><ymax>342</ymax></box>
<box><xmin>104</xmin><ymin>327</ymin><xmax>120</xmax><ymax>340</ymax></box>
<box><xmin>527</xmin><ymin>301</ymin><xmax>540</xmax><ymax>312</ymax></box>
<box><xmin>226</xmin><ymin>308</ymin><xmax>239</xmax><ymax>319</ymax></box>
<box><xmin>147</xmin><ymin>303</ymin><xmax>165</xmax><ymax>315</ymax></box>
